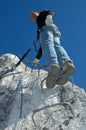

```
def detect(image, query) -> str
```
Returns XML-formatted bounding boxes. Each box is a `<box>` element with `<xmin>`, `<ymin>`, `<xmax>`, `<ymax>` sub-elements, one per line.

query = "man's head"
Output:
<box><xmin>30</xmin><ymin>11</ymin><xmax>39</xmax><ymax>22</ymax></box>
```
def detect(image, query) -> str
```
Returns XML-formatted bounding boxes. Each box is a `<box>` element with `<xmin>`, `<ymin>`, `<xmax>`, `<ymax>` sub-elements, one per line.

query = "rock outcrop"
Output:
<box><xmin>0</xmin><ymin>54</ymin><xmax>86</xmax><ymax>130</ymax></box>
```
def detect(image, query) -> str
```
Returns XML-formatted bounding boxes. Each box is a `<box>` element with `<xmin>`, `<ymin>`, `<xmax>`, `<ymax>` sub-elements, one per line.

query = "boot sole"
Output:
<box><xmin>46</xmin><ymin>64</ymin><xmax>60</xmax><ymax>88</ymax></box>
<box><xmin>56</xmin><ymin>64</ymin><xmax>75</xmax><ymax>85</ymax></box>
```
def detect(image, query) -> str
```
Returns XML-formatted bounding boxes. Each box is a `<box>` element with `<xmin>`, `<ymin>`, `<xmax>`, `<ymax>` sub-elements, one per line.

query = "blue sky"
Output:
<box><xmin>0</xmin><ymin>0</ymin><xmax>86</xmax><ymax>90</ymax></box>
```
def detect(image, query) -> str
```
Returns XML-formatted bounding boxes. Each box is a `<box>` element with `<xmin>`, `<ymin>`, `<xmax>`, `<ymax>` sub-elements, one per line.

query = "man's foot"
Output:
<box><xmin>56</xmin><ymin>61</ymin><xmax>75</xmax><ymax>85</ymax></box>
<box><xmin>46</xmin><ymin>64</ymin><xmax>60</xmax><ymax>88</ymax></box>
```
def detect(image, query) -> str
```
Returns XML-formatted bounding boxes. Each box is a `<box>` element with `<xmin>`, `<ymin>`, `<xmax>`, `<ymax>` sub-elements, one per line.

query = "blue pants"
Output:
<box><xmin>40</xmin><ymin>24</ymin><xmax>72</xmax><ymax>68</ymax></box>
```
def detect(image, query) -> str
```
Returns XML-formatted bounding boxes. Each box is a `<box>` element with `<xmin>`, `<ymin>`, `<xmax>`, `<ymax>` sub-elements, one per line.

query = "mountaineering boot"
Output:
<box><xmin>56</xmin><ymin>61</ymin><xmax>75</xmax><ymax>85</ymax></box>
<box><xmin>46</xmin><ymin>64</ymin><xmax>60</xmax><ymax>88</ymax></box>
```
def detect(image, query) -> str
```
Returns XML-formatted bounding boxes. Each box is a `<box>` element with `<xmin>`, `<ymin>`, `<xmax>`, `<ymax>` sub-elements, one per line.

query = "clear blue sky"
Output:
<box><xmin>0</xmin><ymin>0</ymin><xmax>86</xmax><ymax>90</ymax></box>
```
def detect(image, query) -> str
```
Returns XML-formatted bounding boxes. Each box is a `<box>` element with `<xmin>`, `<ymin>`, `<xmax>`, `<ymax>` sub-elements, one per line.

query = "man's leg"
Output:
<box><xmin>54</xmin><ymin>37</ymin><xmax>75</xmax><ymax>85</ymax></box>
<box><xmin>40</xmin><ymin>29</ymin><xmax>60</xmax><ymax>88</ymax></box>
<box><xmin>46</xmin><ymin>64</ymin><xmax>60</xmax><ymax>88</ymax></box>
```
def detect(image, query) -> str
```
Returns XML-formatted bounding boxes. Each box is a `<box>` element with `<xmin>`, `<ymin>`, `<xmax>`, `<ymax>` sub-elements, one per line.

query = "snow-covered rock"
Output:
<box><xmin>0</xmin><ymin>54</ymin><xmax>86</xmax><ymax>130</ymax></box>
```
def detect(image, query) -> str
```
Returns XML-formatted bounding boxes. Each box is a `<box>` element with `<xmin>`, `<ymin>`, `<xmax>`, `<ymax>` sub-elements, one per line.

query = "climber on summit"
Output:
<box><xmin>30</xmin><ymin>10</ymin><xmax>75</xmax><ymax>88</ymax></box>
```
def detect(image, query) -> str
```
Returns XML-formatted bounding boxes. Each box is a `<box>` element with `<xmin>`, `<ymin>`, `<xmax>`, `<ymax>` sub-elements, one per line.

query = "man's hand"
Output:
<box><xmin>32</xmin><ymin>58</ymin><xmax>39</xmax><ymax>65</ymax></box>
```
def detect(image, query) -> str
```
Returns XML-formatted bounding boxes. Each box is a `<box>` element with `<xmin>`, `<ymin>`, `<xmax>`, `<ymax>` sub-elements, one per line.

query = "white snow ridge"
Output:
<box><xmin>0</xmin><ymin>53</ymin><xmax>86</xmax><ymax>130</ymax></box>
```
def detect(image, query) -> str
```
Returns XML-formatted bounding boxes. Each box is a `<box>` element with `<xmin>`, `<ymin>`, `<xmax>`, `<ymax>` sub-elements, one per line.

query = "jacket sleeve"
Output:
<box><xmin>36</xmin><ymin>47</ymin><xmax>42</xmax><ymax>60</ymax></box>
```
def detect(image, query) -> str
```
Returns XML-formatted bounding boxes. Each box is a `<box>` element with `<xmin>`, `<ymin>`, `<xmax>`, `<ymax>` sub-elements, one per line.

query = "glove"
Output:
<box><xmin>45</xmin><ymin>15</ymin><xmax>53</xmax><ymax>26</ymax></box>
<box><xmin>32</xmin><ymin>58</ymin><xmax>39</xmax><ymax>65</ymax></box>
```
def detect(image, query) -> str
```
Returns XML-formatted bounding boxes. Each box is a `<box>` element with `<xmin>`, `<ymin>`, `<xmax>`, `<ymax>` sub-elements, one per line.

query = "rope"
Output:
<box><xmin>0</xmin><ymin>63</ymin><xmax>17</xmax><ymax>80</ymax></box>
<box><xmin>19</xmin><ymin>83</ymin><xmax>23</xmax><ymax>118</ymax></box>
<box><xmin>0</xmin><ymin>59</ymin><xmax>46</xmax><ymax>80</ymax></box>
<box><xmin>41</xmin><ymin>74</ymin><xmax>74</xmax><ymax>90</ymax></box>
<box><xmin>15</xmin><ymin>39</ymin><xmax>38</xmax><ymax>68</ymax></box>
<box><xmin>32</xmin><ymin>101</ymin><xmax>74</xmax><ymax>130</ymax></box>
<box><xmin>31</xmin><ymin>72</ymin><xmax>75</xmax><ymax>130</ymax></box>
<box><xmin>0</xmin><ymin>50</ymin><xmax>76</xmax><ymax>130</ymax></box>
<box><xmin>0</xmin><ymin>39</ymin><xmax>38</xmax><ymax>80</ymax></box>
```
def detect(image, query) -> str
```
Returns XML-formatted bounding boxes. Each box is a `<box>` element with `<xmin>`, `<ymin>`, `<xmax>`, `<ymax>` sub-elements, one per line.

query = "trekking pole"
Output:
<box><xmin>15</xmin><ymin>39</ymin><xmax>38</xmax><ymax>68</ymax></box>
<box><xmin>0</xmin><ymin>39</ymin><xmax>38</xmax><ymax>80</ymax></box>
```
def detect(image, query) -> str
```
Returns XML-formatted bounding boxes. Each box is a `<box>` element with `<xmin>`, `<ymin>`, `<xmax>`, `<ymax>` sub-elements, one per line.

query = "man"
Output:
<box><xmin>30</xmin><ymin>10</ymin><xmax>75</xmax><ymax>88</ymax></box>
